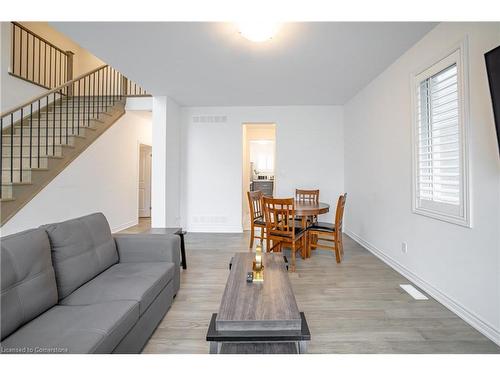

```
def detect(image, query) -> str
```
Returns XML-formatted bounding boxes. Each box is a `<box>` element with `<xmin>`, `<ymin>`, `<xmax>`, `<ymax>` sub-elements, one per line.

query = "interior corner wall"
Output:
<box><xmin>165</xmin><ymin>97</ymin><xmax>181</xmax><ymax>227</ymax></box>
<box><xmin>151</xmin><ymin>96</ymin><xmax>181</xmax><ymax>228</ymax></box>
<box><xmin>151</xmin><ymin>97</ymin><xmax>167</xmax><ymax>228</ymax></box>
<box><xmin>344</xmin><ymin>22</ymin><xmax>500</xmax><ymax>344</ymax></box>
<box><xmin>0</xmin><ymin>110</ymin><xmax>152</xmax><ymax>236</ymax></box>
<box><xmin>180</xmin><ymin>105</ymin><xmax>344</xmax><ymax>233</ymax></box>
<box><xmin>0</xmin><ymin>21</ymin><xmax>104</xmax><ymax>112</ymax></box>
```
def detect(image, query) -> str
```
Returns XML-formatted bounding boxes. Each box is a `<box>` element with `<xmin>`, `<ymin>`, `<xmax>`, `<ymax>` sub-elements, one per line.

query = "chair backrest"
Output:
<box><xmin>295</xmin><ymin>189</ymin><xmax>320</xmax><ymax>203</ymax></box>
<box><xmin>335</xmin><ymin>193</ymin><xmax>347</xmax><ymax>233</ymax></box>
<box><xmin>263</xmin><ymin>197</ymin><xmax>296</xmax><ymax>238</ymax></box>
<box><xmin>247</xmin><ymin>190</ymin><xmax>264</xmax><ymax>221</ymax></box>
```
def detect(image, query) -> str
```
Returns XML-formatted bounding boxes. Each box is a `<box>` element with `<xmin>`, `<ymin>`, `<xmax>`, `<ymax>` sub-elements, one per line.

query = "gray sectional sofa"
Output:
<box><xmin>0</xmin><ymin>213</ymin><xmax>180</xmax><ymax>354</ymax></box>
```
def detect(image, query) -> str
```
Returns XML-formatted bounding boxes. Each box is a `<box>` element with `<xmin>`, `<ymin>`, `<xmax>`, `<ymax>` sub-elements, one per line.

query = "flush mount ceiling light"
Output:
<box><xmin>236</xmin><ymin>22</ymin><xmax>281</xmax><ymax>42</ymax></box>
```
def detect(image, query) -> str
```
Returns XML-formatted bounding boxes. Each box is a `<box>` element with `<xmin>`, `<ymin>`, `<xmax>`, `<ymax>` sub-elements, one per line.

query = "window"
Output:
<box><xmin>412</xmin><ymin>47</ymin><xmax>470</xmax><ymax>226</ymax></box>
<box><xmin>250</xmin><ymin>140</ymin><xmax>275</xmax><ymax>172</ymax></box>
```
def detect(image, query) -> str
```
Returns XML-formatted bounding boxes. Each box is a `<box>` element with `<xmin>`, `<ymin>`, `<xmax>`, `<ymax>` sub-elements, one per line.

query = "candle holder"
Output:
<box><xmin>252</xmin><ymin>243</ymin><xmax>264</xmax><ymax>282</ymax></box>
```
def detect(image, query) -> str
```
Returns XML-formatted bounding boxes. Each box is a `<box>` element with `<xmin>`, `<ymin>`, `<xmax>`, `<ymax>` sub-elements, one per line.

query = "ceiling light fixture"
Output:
<box><xmin>237</xmin><ymin>22</ymin><xmax>281</xmax><ymax>43</ymax></box>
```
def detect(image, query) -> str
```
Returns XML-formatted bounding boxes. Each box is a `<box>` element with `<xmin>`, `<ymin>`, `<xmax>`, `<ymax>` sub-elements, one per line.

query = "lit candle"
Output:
<box><xmin>255</xmin><ymin>243</ymin><xmax>263</xmax><ymax>270</ymax></box>
<box><xmin>255</xmin><ymin>253</ymin><xmax>262</xmax><ymax>267</ymax></box>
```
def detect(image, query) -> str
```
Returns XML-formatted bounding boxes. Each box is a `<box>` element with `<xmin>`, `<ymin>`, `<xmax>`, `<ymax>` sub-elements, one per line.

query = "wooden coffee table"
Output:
<box><xmin>206</xmin><ymin>253</ymin><xmax>310</xmax><ymax>354</ymax></box>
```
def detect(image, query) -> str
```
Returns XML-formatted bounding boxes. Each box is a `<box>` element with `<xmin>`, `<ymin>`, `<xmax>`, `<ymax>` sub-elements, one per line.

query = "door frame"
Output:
<box><xmin>241</xmin><ymin>123</ymin><xmax>277</xmax><ymax>231</ymax></box>
<box><xmin>138</xmin><ymin>143</ymin><xmax>152</xmax><ymax>218</ymax></box>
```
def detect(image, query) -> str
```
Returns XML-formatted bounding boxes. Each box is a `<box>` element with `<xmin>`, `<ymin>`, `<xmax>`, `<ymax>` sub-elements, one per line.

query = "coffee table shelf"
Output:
<box><xmin>207</xmin><ymin>253</ymin><xmax>311</xmax><ymax>354</ymax></box>
<box><xmin>220</xmin><ymin>342</ymin><xmax>298</xmax><ymax>354</ymax></box>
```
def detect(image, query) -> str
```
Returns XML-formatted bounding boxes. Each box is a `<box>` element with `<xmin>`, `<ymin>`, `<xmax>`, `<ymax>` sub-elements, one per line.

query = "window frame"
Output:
<box><xmin>410</xmin><ymin>40</ymin><xmax>471</xmax><ymax>227</ymax></box>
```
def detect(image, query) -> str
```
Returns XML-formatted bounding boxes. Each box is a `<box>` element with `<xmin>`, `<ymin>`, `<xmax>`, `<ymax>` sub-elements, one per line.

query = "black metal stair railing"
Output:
<box><xmin>0</xmin><ymin>64</ymin><xmax>149</xmax><ymax>199</ymax></box>
<box><xmin>10</xmin><ymin>22</ymin><xmax>73</xmax><ymax>90</ymax></box>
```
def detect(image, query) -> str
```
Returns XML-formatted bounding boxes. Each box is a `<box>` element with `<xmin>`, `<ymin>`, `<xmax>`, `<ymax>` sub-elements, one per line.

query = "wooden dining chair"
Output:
<box><xmin>307</xmin><ymin>193</ymin><xmax>347</xmax><ymax>263</ymax></box>
<box><xmin>295</xmin><ymin>188</ymin><xmax>320</xmax><ymax>225</ymax></box>
<box><xmin>263</xmin><ymin>197</ymin><xmax>306</xmax><ymax>272</ymax></box>
<box><xmin>295</xmin><ymin>189</ymin><xmax>320</xmax><ymax>203</ymax></box>
<box><xmin>247</xmin><ymin>190</ymin><xmax>266</xmax><ymax>249</ymax></box>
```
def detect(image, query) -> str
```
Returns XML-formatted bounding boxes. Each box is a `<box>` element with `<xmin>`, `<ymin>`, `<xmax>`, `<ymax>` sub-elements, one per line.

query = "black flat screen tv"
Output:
<box><xmin>485</xmin><ymin>45</ymin><xmax>500</xmax><ymax>157</ymax></box>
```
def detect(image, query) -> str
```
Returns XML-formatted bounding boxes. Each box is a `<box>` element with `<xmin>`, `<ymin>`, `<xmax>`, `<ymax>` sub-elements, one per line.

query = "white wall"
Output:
<box><xmin>165</xmin><ymin>97</ymin><xmax>181</xmax><ymax>227</ymax></box>
<box><xmin>0</xmin><ymin>111</ymin><xmax>152</xmax><ymax>236</ymax></box>
<box><xmin>1</xmin><ymin>22</ymin><xmax>103</xmax><ymax>112</ymax></box>
<box><xmin>344</xmin><ymin>22</ymin><xmax>500</xmax><ymax>344</ymax></box>
<box><xmin>180</xmin><ymin>106</ymin><xmax>344</xmax><ymax>233</ymax></box>
<box><xmin>151</xmin><ymin>96</ymin><xmax>181</xmax><ymax>228</ymax></box>
<box><xmin>151</xmin><ymin>97</ymin><xmax>167</xmax><ymax>228</ymax></box>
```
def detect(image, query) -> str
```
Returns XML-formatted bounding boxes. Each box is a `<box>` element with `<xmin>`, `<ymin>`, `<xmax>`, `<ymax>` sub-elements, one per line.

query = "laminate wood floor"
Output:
<box><xmin>121</xmin><ymin>219</ymin><xmax>499</xmax><ymax>354</ymax></box>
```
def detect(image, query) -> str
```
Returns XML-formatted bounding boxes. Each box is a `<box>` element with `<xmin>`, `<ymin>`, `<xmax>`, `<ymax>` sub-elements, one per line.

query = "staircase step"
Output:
<box><xmin>12</xmin><ymin>124</ymin><xmax>99</xmax><ymax>134</ymax></box>
<box><xmin>1</xmin><ymin>185</ymin><xmax>13</xmax><ymax>199</ymax></box>
<box><xmin>49</xmin><ymin>95</ymin><xmax>120</xmax><ymax>103</ymax></box>
<box><xmin>47</xmin><ymin>106</ymin><xmax>113</xmax><ymax>114</ymax></box>
<box><xmin>1</xmin><ymin>167</ymin><xmax>49</xmax><ymax>183</ymax></box>
<box><xmin>1</xmin><ymin>169</ymin><xmax>33</xmax><ymax>183</ymax></box>
<box><xmin>24</xmin><ymin>113</ymin><xmax>104</xmax><ymax>121</ymax></box>
<box><xmin>51</xmin><ymin>104</ymin><xmax>118</xmax><ymax>111</ymax></box>
<box><xmin>2</xmin><ymin>156</ymin><xmax>51</xmax><ymax>169</ymax></box>
<box><xmin>56</xmin><ymin>98</ymin><xmax>118</xmax><ymax>104</ymax></box>
<box><xmin>9</xmin><ymin>121</ymin><xmax>102</xmax><ymax>131</ymax></box>
<box><xmin>1</xmin><ymin>181</ymin><xmax>32</xmax><ymax>200</ymax></box>
<box><xmin>41</xmin><ymin>99</ymin><xmax>118</xmax><ymax>111</ymax></box>
<box><xmin>5</xmin><ymin>105</ymin><xmax>120</xmax><ymax>129</ymax></box>
<box><xmin>31</xmin><ymin>107</ymin><xmax>114</xmax><ymax>114</ymax></box>
<box><xmin>2</xmin><ymin>145</ymin><xmax>63</xmax><ymax>157</ymax></box>
<box><xmin>61</xmin><ymin>96</ymin><xmax>120</xmax><ymax>102</ymax></box>
<box><xmin>2</xmin><ymin>135</ymin><xmax>76</xmax><ymax>147</ymax></box>
<box><xmin>41</xmin><ymin>98</ymin><xmax>115</xmax><ymax>105</ymax></box>
<box><xmin>13</xmin><ymin>127</ymin><xmax>93</xmax><ymax>137</ymax></box>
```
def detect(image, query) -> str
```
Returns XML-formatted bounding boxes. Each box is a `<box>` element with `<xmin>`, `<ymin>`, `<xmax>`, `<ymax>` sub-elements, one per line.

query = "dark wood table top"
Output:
<box><xmin>294</xmin><ymin>201</ymin><xmax>330</xmax><ymax>216</ymax></box>
<box><xmin>216</xmin><ymin>253</ymin><xmax>301</xmax><ymax>332</ymax></box>
<box><xmin>142</xmin><ymin>227</ymin><xmax>182</xmax><ymax>235</ymax></box>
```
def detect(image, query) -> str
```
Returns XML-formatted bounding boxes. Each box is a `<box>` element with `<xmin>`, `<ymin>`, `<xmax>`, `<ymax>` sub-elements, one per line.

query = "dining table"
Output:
<box><xmin>294</xmin><ymin>200</ymin><xmax>330</xmax><ymax>258</ymax></box>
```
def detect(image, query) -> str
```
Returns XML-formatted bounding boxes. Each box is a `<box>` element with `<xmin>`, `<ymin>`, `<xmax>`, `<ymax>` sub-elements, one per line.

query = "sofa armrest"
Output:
<box><xmin>113</xmin><ymin>233</ymin><xmax>180</xmax><ymax>267</ymax></box>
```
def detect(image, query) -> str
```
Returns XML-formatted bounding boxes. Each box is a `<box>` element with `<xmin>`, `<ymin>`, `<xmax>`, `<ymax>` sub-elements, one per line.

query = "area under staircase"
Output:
<box><xmin>1</xmin><ymin>23</ymin><xmax>149</xmax><ymax>225</ymax></box>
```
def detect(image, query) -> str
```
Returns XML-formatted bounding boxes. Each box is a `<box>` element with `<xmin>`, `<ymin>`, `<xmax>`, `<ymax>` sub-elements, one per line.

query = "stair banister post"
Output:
<box><xmin>65</xmin><ymin>51</ymin><xmax>74</xmax><ymax>96</ymax></box>
<box><xmin>121</xmin><ymin>76</ymin><xmax>128</xmax><ymax>97</ymax></box>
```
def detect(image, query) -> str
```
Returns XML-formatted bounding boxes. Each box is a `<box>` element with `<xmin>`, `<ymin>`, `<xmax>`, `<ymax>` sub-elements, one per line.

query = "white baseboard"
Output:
<box><xmin>345</xmin><ymin>228</ymin><xmax>500</xmax><ymax>346</ymax></box>
<box><xmin>111</xmin><ymin>219</ymin><xmax>139</xmax><ymax>233</ymax></box>
<box><xmin>187</xmin><ymin>224</ymin><xmax>243</xmax><ymax>233</ymax></box>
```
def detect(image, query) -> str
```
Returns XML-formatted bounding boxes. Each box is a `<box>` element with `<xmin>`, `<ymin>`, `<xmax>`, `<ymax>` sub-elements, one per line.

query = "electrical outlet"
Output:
<box><xmin>401</xmin><ymin>242</ymin><xmax>408</xmax><ymax>254</ymax></box>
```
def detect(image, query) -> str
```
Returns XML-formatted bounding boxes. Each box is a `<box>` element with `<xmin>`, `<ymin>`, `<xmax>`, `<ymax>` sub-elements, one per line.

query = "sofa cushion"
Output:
<box><xmin>42</xmin><ymin>213</ymin><xmax>119</xmax><ymax>299</ymax></box>
<box><xmin>1</xmin><ymin>228</ymin><xmax>58</xmax><ymax>341</ymax></box>
<box><xmin>60</xmin><ymin>262</ymin><xmax>175</xmax><ymax>315</ymax></box>
<box><xmin>0</xmin><ymin>300</ymin><xmax>139</xmax><ymax>354</ymax></box>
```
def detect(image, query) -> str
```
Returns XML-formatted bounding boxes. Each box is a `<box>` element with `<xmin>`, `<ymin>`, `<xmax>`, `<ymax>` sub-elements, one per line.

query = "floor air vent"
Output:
<box><xmin>400</xmin><ymin>284</ymin><xmax>428</xmax><ymax>300</ymax></box>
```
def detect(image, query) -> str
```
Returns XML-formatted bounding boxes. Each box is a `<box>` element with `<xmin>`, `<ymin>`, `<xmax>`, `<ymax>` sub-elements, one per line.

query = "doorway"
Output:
<box><xmin>138</xmin><ymin>144</ymin><xmax>152</xmax><ymax>218</ymax></box>
<box><xmin>242</xmin><ymin>123</ymin><xmax>276</xmax><ymax>231</ymax></box>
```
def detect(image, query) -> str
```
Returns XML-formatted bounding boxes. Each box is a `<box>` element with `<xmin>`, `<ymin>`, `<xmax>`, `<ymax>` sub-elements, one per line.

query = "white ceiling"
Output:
<box><xmin>52</xmin><ymin>22</ymin><xmax>436</xmax><ymax>106</ymax></box>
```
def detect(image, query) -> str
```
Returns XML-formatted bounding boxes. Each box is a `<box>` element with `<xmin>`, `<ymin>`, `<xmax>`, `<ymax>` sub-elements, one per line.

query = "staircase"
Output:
<box><xmin>1</xmin><ymin>64</ymin><xmax>147</xmax><ymax>225</ymax></box>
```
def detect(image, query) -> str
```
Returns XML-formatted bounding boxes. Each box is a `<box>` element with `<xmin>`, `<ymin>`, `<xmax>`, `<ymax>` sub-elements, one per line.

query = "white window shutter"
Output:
<box><xmin>412</xmin><ymin>46</ymin><xmax>470</xmax><ymax>226</ymax></box>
